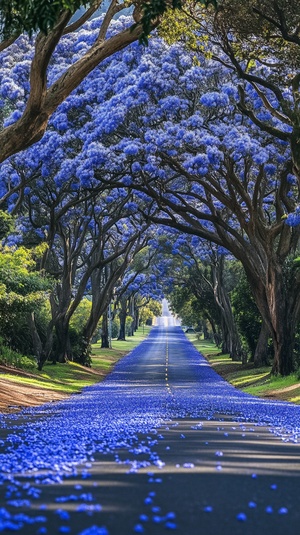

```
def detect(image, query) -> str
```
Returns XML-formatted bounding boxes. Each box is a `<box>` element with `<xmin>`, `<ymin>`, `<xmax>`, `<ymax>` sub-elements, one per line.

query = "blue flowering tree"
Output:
<box><xmin>0</xmin><ymin>0</ymin><xmax>217</xmax><ymax>164</ymax></box>
<box><xmin>2</xmin><ymin>135</ymin><xmax>155</xmax><ymax>367</ymax></box>
<box><xmin>168</xmin><ymin>1</ymin><xmax>300</xmax><ymax>182</ymax></box>
<box><xmin>114</xmin><ymin>244</ymin><xmax>163</xmax><ymax>340</ymax></box>
<box><xmin>158</xmin><ymin>232</ymin><xmax>244</xmax><ymax>358</ymax></box>
<box><xmin>74</xmin><ymin>36</ymin><xmax>300</xmax><ymax>375</ymax></box>
<box><xmin>2</xmin><ymin>7</ymin><xmax>299</xmax><ymax>375</ymax></box>
<box><xmin>0</xmin><ymin>1</ymin><xmax>165</xmax><ymax>165</ymax></box>
<box><xmin>0</xmin><ymin>19</ymin><xmax>166</xmax><ymax>367</ymax></box>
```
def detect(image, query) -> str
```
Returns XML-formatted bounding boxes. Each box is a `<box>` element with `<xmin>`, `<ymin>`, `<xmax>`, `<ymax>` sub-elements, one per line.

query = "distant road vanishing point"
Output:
<box><xmin>155</xmin><ymin>298</ymin><xmax>181</xmax><ymax>327</ymax></box>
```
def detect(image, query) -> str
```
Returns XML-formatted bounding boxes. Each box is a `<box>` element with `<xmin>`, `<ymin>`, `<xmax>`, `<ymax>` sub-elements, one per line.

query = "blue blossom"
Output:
<box><xmin>132</xmin><ymin>162</ymin><xmax>141</xmax><ymax>173</ymax></box>
<box><xmin>3</xmin><ymin>110</ymin><xmax>22</xmax><ymax>126</ymax></box>
<box><xmin>264</xmin><ymin>164</ymin><xmax>277</xmax><ymax>176</ymax></box>
<box><xmin>124</xmin><ymin>143</ymin><xmax>140</xmax><ymax>156</ymax></box>
<box><xmin>221</xmin><ymin>83</ymin><xmax>238</xmax><ymax>99</ymax></box>
<box><xmin>200</xmin><ymin>91</ymin><xmax>229</xmax><ymax>108</ymax></box>
<box><xmin>285</xmin><ymin>209</ymin><xmax>300</xmax><ymax>227</ymax></box>
<box><xmin>287</xmin><ymin>173</ymin><xmax>297</xmax><ymax>185</ymax></box>
<box><xmin>50</xmin><ymin>113</ymin><xmax>69</xmax><ymax>132</ymax></box>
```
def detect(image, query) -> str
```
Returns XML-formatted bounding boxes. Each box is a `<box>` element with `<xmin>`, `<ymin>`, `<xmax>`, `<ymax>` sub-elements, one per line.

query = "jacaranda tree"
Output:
<box><xmin>161</xmin><ymin>0</ymin><xmax>300</xmax><ymax>181</ymax></box>
<box><xmin>0</xmin><ymin>0</ymin><xmax>216</xmax><ymax>165</ymax></box>
<box><xmin>2</xmin><ymin>127</ymin><xmax>155</xmax><ymax>367</ymax></box>
<box><xmin>63</xmin><ymin>35</ymin><xmax>300</xmax><ymax>375</ymax></box>
<box><xmin>114</xmin><ymin>244</ymin><xmax>163</xmax><ymax>339</ymax></box>
<box><xmin>0</xmin><ymin>1</ymin><xmax>164</xmax><ymax>164</ymax></box>
<box><xmin>3</xmin><ymin>9</ymin><xmax>300</xmax><ymax>375</ymax></box>
<box><xmin>162</xmin><ymin>234</ymin><xmax>243</xmax><ymax>359</ymax></box>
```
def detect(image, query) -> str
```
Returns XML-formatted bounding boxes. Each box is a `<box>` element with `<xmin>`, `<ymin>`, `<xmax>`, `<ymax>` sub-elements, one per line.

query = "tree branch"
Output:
<box><xmin>251</xmin><ymin>82</ymin><xmax>292</xmax><ymax>125</ymax></box>
<box><xmin>0</xmin><ymin>33</ymin><xmax>19</xmax><ymax>52</ymax></box>
<box><xmin>0</xmin><ymin>3</ymin><xmax>160</xmax><ymax>164</ymax></box>
<box><xmin>237</xmin><ymin>85</ymin><xmax>290</xmax><ymax>141</ymax></box>
<box><xmin>63</xmin><ymin>1</ymin><xmax>103</xmax><ymax>35</ymax></box>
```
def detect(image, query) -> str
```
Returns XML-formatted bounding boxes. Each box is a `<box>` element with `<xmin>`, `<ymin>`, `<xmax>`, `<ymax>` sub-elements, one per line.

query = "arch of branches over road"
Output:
<box><xmin>1</xmin><ymin>0</ymin><xmax>300</xmax><ymax>376</ymax></box>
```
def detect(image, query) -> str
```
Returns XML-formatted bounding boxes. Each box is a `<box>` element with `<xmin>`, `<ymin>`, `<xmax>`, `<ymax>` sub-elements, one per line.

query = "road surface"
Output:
<box><xmin>1</xmin><ymin>322</ymin><xmax>300</xmax><ymax>534</ymax></box>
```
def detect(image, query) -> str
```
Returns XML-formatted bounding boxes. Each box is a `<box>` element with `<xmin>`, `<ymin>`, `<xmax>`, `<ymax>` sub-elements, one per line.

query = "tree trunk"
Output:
<box><xmin>133</xmin><ymin>304</ymin><xmax>139</xmax><ymax>332</ymax></box>
<box><xmin>37</xmin><ymin>324</ymin><xmax>54</xmax><ymax>371</ymax></box>
<box><xmin>271</xmin><ymin>316</ymin><xmax>295</xmax><ymax>376</ymax></box>
<box><xmin>101</xmin><ymin>310</ymin><xmax>109</xmax><ymax>348</ymax></box>
<box><xmin>202</xmin><ymin>322</ymin><xmax>209</xmax><ymax>339</ymax></box>
<box><xmin>127</xmin><ymin>296</ymin><xmax>135</xmax><ymax>336</ymax></box>
<box><xmin>221</xmin><ymin>317</ymin><xmax>231</xmax><ymax>354</ymax></box>
<box><xmin>220</xmin><ymin>287</ymin><xmax>243</xmax><ymax>360</ymax></box>
<box><xmin>206</xmin><ymin>314</ymin><xmax>221</xmax><ymax>344</ymax></box>
<box><xmin>118</xmin><ymin>317</ymin><xmax>126</xmax><ymax>340</ymax></box>
<box><xmin>54</xmin><ymin>318</ymin><xmax>72</xmax><ymax>363</ymax></box>
<box><xmin>28</xmin><ymin>312</ymin><xmax>43</xmax><ymax>366</ymax></box>
<box><xmin>211</xmin><ymin>259</ymin><xmax>243</xmax><ymax>360</ymax></box>
<box><xmin>117</xmin><ymin>296</ymin><xmax>127</xmax><ymax>341</ymax></box>
<box><xmin>248</xmin><ymin>261</ymin><xmax>299</xmax><ymax>376</ymax></box>
<box><xmin>253</xmin><ymin>321</ymin><xmax>270</xmax><ymax>368</ymax></box>
<box><xmin>267</xmin><ymin>264</ymin><xmax>295</xmax><ymax>375</ymax></box>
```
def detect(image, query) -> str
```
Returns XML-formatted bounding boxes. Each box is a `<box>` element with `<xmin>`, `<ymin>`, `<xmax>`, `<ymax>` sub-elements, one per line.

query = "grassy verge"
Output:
<box><xmin>0</xmin><ymin>326</ymin><xmax>152</xmax><ymax>396</ymax></box>
<box><xmin>186</xmin><ymin>334</ymin><xmax>300</xmax><ymax>404</ymax></box>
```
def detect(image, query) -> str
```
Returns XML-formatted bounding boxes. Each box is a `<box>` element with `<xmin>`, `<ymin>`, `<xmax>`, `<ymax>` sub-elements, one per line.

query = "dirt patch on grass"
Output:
<box><xmin>0</xmin><ymin>357</ymin><xmax>121</xmax><ymax>413</ymax></box>
<box><xmin>0</xmin><ymin>377</ymin><xmax>69</xmax><ymax>413</ymax></box>
<box><xmin>207</xmin><ymin>356</ymin><xmax>300</xmax><ymax>403</ymax></box>
<box><xmin>263</xmin><ymin>383</ymin><xmax>300</xmax><ymax>401</ymax></box>
<box><xmin>265</xmin><ymin>382</ymin><xmax>300</xmax><ymax>395</ymax></box>
<box><xmin>0</xmin><ymin>364</ymin><xmax>40</xmax><ymax>378</ymax></box>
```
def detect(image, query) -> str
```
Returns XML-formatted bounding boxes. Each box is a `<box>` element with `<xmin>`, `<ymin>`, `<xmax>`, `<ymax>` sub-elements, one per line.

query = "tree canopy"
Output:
<box><xmin>1</xmin><ymin>0</ymin><xmax>300</xmax><ymax>376</ymax></box>
<box><xmin>0</xmin><ymin>0</ymin><xmax>90</xmax><ymax>38</ymax></box>
<box><xmin>38</xmin><ymin>30</ymin><xmax>299</xmax><ymax>375</ymax></box>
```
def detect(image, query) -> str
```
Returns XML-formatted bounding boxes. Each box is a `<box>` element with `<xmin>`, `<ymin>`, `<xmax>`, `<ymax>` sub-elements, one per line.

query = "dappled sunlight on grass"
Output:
<box><xmin>185</xmin><ymin>334</ymin><xmax>300</xmax><ymax>404</ymax></box>
<box><xmin>0</xmin><ymin>326</ymin><xmax>152</xmax><ymax>397</ymax></box>
<box><xmin>231</xmin><ymin>371</ymin><xmax>270</xmax><ymax>387</ymax></box>
<box><xmin>244</xmin><ymin>374</ymin><xmax>299</xmax><ymax>394</ymax></box>
<box><xmin>269</xmin><ymin>374</ymin><xmax>299</xmax><ymax>387</ymax></box>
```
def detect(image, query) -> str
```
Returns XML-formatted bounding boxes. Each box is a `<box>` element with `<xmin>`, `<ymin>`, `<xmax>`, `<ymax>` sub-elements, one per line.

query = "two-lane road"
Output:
<box><xmin>1</xmin><ymin>324</ymin><xmax>300</xmax><ymax>534</ymax></box>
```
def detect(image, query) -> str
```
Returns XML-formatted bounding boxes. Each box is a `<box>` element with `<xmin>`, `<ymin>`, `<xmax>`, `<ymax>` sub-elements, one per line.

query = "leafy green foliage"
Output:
<box><xmin>0</xmin><ymin>211</ymin><xmax>14</xmax><ymax>239</ymax></box>
<box><xmin>0</xmin><ymin>245</ymin><xmax>51</xmax><ymax>354</ymax></box>
<box><xmin>0</xmin><ymin>0</ymin><xmax>90</xmax><ymax>38</ymax></box>
<box><xmin>69</xmin><ymin>298</ymin><xmax>92</xmax><ymax>333</ymax></box>
<box><xmin>0</xmin><ymin>336</ymin><xmax>36</xmax><ymax>369</ymax></box>
<box><xmin>111</xmin><ymin>317</ymin><xmax>120</xmax><ymax>339</ymax></box>
<box><xmin>0</xmin><ymin>0</ymin><xmax>219</xmax><ymax>41</ymax></box>
<box><xmin>169</xmin><ymin>286</ymin><xmax>204</xmax><ymax>329</ymax></box>
<box><xmin>231</xmin><ymin>271</ymin><xmax>262</xmax><ymax>357</ymax></box>
<box><xmin>138</xmin><ymin>0</ymin><xmax>218</xmax><ymax>45</ymax></box>
<box><xmin>67</xmin><ymin>299</ymin><xmax>93</xmax><ymax>364</ymax></box>
<box><xmin>139</xmin><ymin>299</ymin><xmax>161</xmax><ymax>325</ymax></box>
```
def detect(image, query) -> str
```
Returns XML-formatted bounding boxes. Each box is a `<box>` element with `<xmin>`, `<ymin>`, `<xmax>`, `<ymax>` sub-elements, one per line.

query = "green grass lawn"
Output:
<box><xmin>186</xmin><ymin>334</ymin><xmax>300</xmax><ymax>404</ymax></box>
<box><xmin>1</xmin><ymin>326</ymin><xmax>152</xmax><ymax>395</ymax></box>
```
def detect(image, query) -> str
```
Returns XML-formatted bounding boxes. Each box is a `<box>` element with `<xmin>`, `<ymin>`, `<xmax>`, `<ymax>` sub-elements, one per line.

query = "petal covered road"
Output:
<box><xmin>1</xmin><ymin>326</ymin><xmax>300</xmax><ymax>535</ymax></box>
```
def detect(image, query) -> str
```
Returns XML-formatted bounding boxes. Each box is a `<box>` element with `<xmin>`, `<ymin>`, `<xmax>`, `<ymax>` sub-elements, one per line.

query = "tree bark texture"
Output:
<box><xmin>118</xmin><ymin>297</ymin><xmax>127</xmax><ymax>341</ymax></box>
<box><xmin>101</xmin><ymin>311</ymin><xmax>109</xmax><ymax>349</ymax></box>
<box><xmin>253</xmin><ymin>321</ymin><xmax>270</xmax><ymax>368</ymax></box>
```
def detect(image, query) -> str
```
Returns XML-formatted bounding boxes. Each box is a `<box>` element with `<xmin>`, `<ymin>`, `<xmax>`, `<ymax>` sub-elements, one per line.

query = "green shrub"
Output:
<box><xmin>126</xmin><ymin>315</ymin><xmax>134</xmax><ymax>336</ymax></box>
<box><xmin>0</xmin><ymin>338</ymin><xmax>36</xmax><ymax>370</ymax></box>
<box><xmin>69</xmin><ymin>326</ymin><xmax>92</xmax><ymax>366</ymax></box>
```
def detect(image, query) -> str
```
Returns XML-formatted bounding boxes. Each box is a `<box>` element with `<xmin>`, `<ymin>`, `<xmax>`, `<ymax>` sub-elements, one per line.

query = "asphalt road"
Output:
<box><xmin>1</xmin><ymin>321</ymin><xmax>300</xmax><ymax>535</ymax></box>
